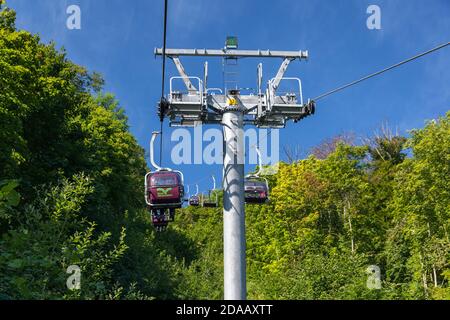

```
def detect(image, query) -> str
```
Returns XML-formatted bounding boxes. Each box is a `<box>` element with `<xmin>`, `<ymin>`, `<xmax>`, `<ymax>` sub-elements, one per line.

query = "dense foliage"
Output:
<box><xmin>0</xmin><ymin>4</ymin><xmax>448</xmax><ymax>300</ymax></box>
<box><xmin>0</xmin><ymin>4</ymin><xmax>185</xmax><ymax>299</ymax></box>
<box><xmin>173</xmin><ymin>116</ymin><xmax>449</xmax><ymax>300</ymax></box>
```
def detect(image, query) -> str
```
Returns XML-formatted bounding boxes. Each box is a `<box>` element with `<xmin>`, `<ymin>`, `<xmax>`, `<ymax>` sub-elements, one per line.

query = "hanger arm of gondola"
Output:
<box><xmin>150</xmin><ymin>131</ymin><xmax>163</xmax><ymax>171</ymax></box>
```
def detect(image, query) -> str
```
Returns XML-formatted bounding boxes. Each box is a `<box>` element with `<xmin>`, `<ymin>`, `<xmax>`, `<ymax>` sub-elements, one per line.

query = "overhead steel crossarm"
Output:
<box><xmin>271</xmin><ymin>58</ymin><xmax>295</xmax><ymax>91</ymax></box>
<box><xmin>155</xmin><ymin>48</ymin><xmax>308</xmax><ymax>59</ymax></box>
<box><xmin>170</xmin><ymin>56</ymin><xmax>197</xmax><ymax>92</ymax></box>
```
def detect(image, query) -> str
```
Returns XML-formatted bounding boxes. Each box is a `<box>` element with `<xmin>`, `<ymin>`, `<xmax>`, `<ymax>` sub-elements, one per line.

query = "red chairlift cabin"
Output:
<box><xmin>145</xmin><ymin>131</ymin><xmax>186</xmax><ymax>231</ymax></box>
<box><xmin>189</xmin><ymin>195</ymin><xmax>200</xmax><ymax>206</ymax></box>
<box><xmin>244</xmin><ymin>177</ymin><xmax>269</xmax><ymax>204</ymax></box>
<box><xmin>145</xmin><ymin>169</ymin><xmax>184</xmax><ymax>209</ymax></box>
<box><xmin>244</xmin><ymin>146</ymin><xmax>269</xmax><ymax>204</ymax></box>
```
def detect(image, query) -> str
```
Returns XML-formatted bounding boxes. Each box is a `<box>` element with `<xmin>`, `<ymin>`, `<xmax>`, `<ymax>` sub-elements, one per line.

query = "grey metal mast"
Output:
<box><xmin>222</xmin><ymin>94</ymin><xmax>246</xmax><ymax>299</ymax></box>
<box><xmin>155</xmin><ymin>39</ymin><xmax>313</xmax><ymax>300</ymax></box>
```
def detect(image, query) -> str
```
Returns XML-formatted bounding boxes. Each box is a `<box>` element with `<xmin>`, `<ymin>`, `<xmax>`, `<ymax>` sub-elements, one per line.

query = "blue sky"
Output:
<box><xmin>7</xmin><ymin>0</ymin><xmax>450</xmax><ymax>194</ymax></box>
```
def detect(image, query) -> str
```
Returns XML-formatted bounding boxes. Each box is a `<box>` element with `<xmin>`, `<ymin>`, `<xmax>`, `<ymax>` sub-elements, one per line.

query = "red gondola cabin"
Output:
<box><xmin>145</xmin><ymin>170</ymin><xmax>184</xmax><ymax>209</ymax></box>
<box><xmin>244</xmin><ymin>179</ymin><xmax>269</xmax><ymax>204</ymax></box>
<box><xmin>189</xmin><ymin>195</ymin><xmax>200</xmax><ymax>206</ymax></box>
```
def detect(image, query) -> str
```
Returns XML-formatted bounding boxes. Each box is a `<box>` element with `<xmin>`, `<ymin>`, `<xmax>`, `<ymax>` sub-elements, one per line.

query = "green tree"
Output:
<box><xmin>386</xmin><ymin>114</ymin><xmax>450</xmax><ymax>299</ymax></box>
